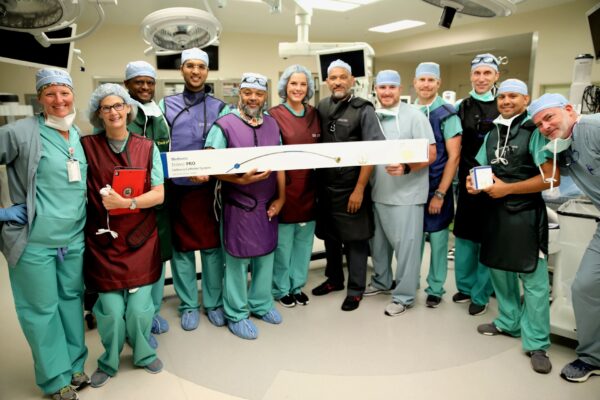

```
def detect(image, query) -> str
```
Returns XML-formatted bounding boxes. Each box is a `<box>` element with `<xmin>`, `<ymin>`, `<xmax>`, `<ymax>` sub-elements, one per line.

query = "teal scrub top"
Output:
<box><xmin>28</xmin><ymin>116</ymin><xmax>87</xmax><ymax>246</ymax></box>
<box><xmin>110</xmin><ymin>134</ymin><xmax>165</xmax><ymax>186</ymax></box>
<box><xmin>415</xmin><ymin>96</ymin><xmax>462</xmax><ymax>141</ymax></box>
<box><xmin>205</xmin><ymin>108</ymin><xmax>282</xmax><ymax>149</ymax></box>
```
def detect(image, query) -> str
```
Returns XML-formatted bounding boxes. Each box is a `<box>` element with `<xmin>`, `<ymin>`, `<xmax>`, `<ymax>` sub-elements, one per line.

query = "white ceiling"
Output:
<box><xmin>82</xmin><ymin>0</ymin><xmax>575</xmax><ymax>43</ymax></box>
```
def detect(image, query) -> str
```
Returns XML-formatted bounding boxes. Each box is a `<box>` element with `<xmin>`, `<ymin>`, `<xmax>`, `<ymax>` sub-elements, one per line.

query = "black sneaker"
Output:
<box><xmin>452</xmin><ymin>292</ymin><xmax>471</xmax><ymax>303</ymax></box>
<box><xmin>341</xmin><ymin>295</ymin><xmax>362</xmax><ymax>311</ymax></box>
<box><xmin>468</xmin><ymin>302</ymin><xmax>488</xmax><ymax>316</ymax></box>
<box><xmin>293</xmin><ymin>292</ymin><xmax>310</xmax><ymax>306</ymax></box>
<box><xmin>561</xmin><ymin>359</ymin><xmax>600</xmax><ymax>382</ymax></box>
<box><xmin>278</xmin><ymin>294</ymin><xmax>296</xmax><ymax>308</ymax></box>
<box><xmin>312</xmin><ymin>281</ymin><xmax>344</xmax><ymax>296</ymax></box>
<box><xmin>426</xmin><ymin>294</ymin><xmax>442</xmax><ymax>308</ymax></box>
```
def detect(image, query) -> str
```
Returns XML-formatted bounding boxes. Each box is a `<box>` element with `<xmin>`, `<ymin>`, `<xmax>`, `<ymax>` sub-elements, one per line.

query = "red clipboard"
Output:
<box><xmin>109</xmin><ymin>167</ymin><xmax>147</xmax><ymax>216</ymax></box>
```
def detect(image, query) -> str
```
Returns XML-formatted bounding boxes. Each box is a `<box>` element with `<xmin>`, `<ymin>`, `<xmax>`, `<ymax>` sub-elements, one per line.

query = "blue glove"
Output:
<box><xmin>0</xmin><ymin>204</ymin><xmax>27</xmax><ymax>224</ymax></box>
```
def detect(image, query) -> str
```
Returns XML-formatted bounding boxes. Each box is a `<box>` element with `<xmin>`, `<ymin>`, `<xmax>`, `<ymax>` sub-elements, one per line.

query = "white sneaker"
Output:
<box><xmin>384</xmin><ymin>302</ymin><xmax>408</xmax><ymax>317</ymax></box>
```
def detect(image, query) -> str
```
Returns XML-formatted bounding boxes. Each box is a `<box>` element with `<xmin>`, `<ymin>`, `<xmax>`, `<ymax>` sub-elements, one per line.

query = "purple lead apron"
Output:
<box><xmin>215</xmin><ymin>113</ymin><xmax>281</xmax><ymax>258</ymax></box>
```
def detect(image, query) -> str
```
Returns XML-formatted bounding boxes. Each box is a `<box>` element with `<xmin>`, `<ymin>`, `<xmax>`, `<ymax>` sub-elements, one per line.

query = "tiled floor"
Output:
<box><xmin>1</xmin><ymin>246</ymin><xmax>599</xmax><ymax>400</ymax></box>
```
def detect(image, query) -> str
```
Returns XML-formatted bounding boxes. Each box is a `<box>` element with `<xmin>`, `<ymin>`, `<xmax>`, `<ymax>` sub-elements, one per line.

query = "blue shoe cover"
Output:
<box><xmin>148</xmin><ymin>333</ymin><xmax>158</xmax><ymax>349</ymax></box>
<box><xmin>207</xmin><ymin>307</ymin><xmax>226</xmax><ymax>327</ymax></box>
<box><xmin>228</xmin><ymin>319</ymin><xmax>258</xmax><ymax>340</ymax></box>
<box><xmin>151</xmin><ymin>314</ymin><xmax>170</xmax><ymax>334</ymax></box>
<box><xmin>181</xmin><ymin>309</ymin><xmax>200</xmax><ymax>331</ymax></box>
<box><xmin>260</xmin><ymin>308</ymin><xmax>282</xmax><ymax>324</ymax></box>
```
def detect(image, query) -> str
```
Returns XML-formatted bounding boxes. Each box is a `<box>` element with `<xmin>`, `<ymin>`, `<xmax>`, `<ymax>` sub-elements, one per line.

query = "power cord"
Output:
<box><xmin>582</xmin><ymin>84</ymin><xmax>600</xmax><ymax>113</ymax></box>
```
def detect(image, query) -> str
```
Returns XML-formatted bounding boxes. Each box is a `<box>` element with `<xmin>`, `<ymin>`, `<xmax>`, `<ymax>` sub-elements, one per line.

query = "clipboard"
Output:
<box><xmin>109</xmin><ymin>167</ymin><xmax>147</xmax><ymax>216</ymax></box>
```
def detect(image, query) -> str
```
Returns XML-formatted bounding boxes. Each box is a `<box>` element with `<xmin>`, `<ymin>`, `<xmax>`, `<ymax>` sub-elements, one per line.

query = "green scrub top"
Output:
<box><xmin>28</xmin><ymin>116</ymin><xmax>87</xmax><ymax>246</ymax></box>
<box><xmin>415</xmin><ymin>96</ymin><xmax>462</xmax><ymax>141</ymax></box>
<box><xmin>205</xmin><ymin>108</ymin><xmax>282</xmax><ymax>149</ymax></box>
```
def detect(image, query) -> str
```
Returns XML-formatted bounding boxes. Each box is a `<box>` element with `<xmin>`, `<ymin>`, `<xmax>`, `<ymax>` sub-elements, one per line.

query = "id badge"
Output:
<box><xmin>67</xmin><ymin>159</ymin><xmax>82</xmax><ymax>182</ymax></box>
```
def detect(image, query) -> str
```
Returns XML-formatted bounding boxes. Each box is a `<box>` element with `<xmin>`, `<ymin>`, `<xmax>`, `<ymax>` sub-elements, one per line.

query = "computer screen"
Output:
<box><xmin>317</xmin><ymin>48</ymin><xmax>366</xmax><ymax>82</ymax></box>
<box><xmin>587</xmin><ymin>3</ymin><xmax>600</xmax><ymax>60</ymax></box>
<box><xmin>0</xmin><ymin>26</ymin><xmax>75</xmax><ymax>70</ymax></box>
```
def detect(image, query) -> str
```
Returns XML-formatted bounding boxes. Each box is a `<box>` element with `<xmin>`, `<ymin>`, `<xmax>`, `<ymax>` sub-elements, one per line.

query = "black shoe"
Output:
<box><xmin>426</xmin><ymin>294</ymin><xmax>442</xmax><ymax>308</ymax></box>
<box><xmin>293</xmin><ymin>291</ymin><xmax>310</xmax><ymax>305</ymax></box>
<box><xmin>278</xmin><ymin>294</ymin><xmax>296</xmax><ymax>308</ymax></box>
<box><xmin>341</xmin><ymin>295</ymin><xmax>362</xmax><ymax>311</ymax></box>
<box><xmin>452</xmin><ymin>292</ymin><xmax>471</xmax><ymax>303</ymax></box>
<box><xmin>468</xmin><ymin>302</ymin><xmax>488</xmax><ymax>316</ymax></box>
<box><xmin>312</xmin><ymin>281</ymin><xmax>344</xmax><ymax>296</ymax></box>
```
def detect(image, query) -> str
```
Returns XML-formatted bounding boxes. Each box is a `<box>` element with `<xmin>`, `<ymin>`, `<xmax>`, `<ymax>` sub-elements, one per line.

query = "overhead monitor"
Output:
<box><xmin>157</xmin><ymin>45</ymin><xmax>219</xmax><ymax>71</ymax></box>
<box><xmin>316</xmin><ymin>46</ymin><xmax>368</xmax><ymax>82</ymax></box>
<box><xmin>0</xmin><ymin>26</ymin><xmax>76</xmax><ymax>71</ymax></box>
<box><xmin>586</xmin><ymin>3</ymin><xmax>600</xmax><ymax>60</ymax></box>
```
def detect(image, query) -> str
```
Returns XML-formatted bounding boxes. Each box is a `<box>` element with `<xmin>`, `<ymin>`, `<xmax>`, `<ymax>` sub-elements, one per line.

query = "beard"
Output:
<box><xmin>240</xmin><ymin>102</ymin><xmax>264</xmax><ymax>118</ymax></box>
<box><xmin>331</xmin><ymin>87</ymin><xmax>350</xmax><ymax>100</ymax></box>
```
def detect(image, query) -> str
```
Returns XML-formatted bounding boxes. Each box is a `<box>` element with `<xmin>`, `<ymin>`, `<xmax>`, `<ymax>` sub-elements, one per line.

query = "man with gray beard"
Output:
<box><xmin>205</xmin><ymin>73</ymin><xmax>286</xmax><ymax>340</ymax></box>
<box><xmin>311</xmin><ymin>59</ymin><xmax>385</xmax><ymax>311</ymax></box>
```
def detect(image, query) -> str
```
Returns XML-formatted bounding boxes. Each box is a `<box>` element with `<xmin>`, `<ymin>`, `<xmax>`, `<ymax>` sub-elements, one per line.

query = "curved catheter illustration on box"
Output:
<box><xmin>226</xmin><ymin>150</ymin><xmax>342</xmax><ymax>173</ymax></box>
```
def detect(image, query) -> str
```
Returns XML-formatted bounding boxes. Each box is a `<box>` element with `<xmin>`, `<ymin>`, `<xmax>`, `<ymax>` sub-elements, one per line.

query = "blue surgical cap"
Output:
<box><xmin>88</xmin><ymin>83</ymin><xmax>139</xmax><ymax>128</ymax></box>
<box><xmin>528</xmin><ymin>93</ymin><xmax>569</xmax><ymax>118</ymax></box>
<box><xmin>375</xmin><ymin>70</ymin><xmax>401</xmax><ymax>86</ymax></box>
<box><xmin>471</xmin><ymin>53</ymin><xmax>499</xmax><ymax>72</ymax></box>
<box><xmin>327</xmin><ymin>59</ymin><xmax>352</xmax><ymax>76</ymax></box>
<box><xmin>497</xmin><ymin>79</ymin><xmax>528</xmax><ymax>96</ymax></box>
<box><xmin>277</xmin><ymin>64</ymin><xmax>314</xmax><ymax>103</ymax></box>
<box><xmin>125</xmin><ymin>61</ymin><xmax>156</xmax><ymax>81</ymax></box>
<box><xmin>415</xmin><ymin>62</ymin><xmax>440</xmax><ymax>80</ymax></box>
<box><xmin>181</xmin><ymin>47</ymin><xmax>209</xmax><ymax>67</ymax></box>
<box><xmin>240</xmin><ymin>72</ymin><xmax>268</xmax><ymax>91</ymax></box>
<box><xmin>36</xmin><ymin>68</ymin><xmax>73</xmax><ymax>92</ymax></box>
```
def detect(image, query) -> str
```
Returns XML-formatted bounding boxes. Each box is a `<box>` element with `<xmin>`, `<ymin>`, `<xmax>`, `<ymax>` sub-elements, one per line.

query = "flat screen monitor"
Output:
<box><xmin>317</xmin><ymin>47</ymin><xmax>366</xmax><ymax>82</ymax></box>
<box><xmin>0</xmin><ymin>26</ymin><xmax>75</xmax><ymax>70</ymax></box>
<box><xmin>587</xmin><ymin>3</ymin><xmax>600</xmax><ymax>60</ymax></box>
<box><xmin>157</xmin><ymin>45</ymin><xmax>219</xmax><ymax>71</ymax></box>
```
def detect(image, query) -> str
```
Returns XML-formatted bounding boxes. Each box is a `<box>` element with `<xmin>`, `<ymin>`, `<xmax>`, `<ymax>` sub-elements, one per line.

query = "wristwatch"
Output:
<box><xmin>129</xmin><ymin>197</ymin><xmax>137</xmax><ymax>210</ymax></box>
<box><xmin>434</xmin><ymin>190</ymin><xmax>446</xmax><ymax>199</ymax></box>
<box><xmin>403</xmin><ymin>163</ymin><xmax>411</xmax><ymax>175</ymax></box>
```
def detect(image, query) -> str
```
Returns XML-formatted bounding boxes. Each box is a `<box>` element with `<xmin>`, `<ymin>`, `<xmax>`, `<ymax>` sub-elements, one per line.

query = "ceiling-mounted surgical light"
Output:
<box><xmin>141</xmin><ymin>7</ymin><xmax>222</xmax><ymax>55</ymax></box>
<box><xmin>0</xmin><ymin>0</ymin><xmax>111</xmax><ymax>47</ymax></box>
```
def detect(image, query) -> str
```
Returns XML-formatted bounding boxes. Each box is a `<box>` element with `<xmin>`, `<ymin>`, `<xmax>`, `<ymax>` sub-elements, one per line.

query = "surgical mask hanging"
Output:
<box><xmin>139</xmin><ymin>101</ymin><xmax>162</xmax><ymax>117</ymax></box>
<box><xmin>542</xmin><ymin>137</ymin><xmax>572</xmax><ymax>154</ymax></box>
<box><xmin>539</xmin><ymin>138</ymin><xmax>560</xmax><ymax>194</ymax></box>
<box><xmin>490</xmin><ymin>114</ymin><xmax>518</xmax><ymax>165</ymax></box>
<box><xmin>45</xmin><ymin>110</ymin><xmax>76</xmax><ymax>131</ymax></box>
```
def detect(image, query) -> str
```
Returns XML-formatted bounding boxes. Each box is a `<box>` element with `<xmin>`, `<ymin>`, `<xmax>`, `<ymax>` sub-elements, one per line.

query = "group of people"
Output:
<box><xmin>0</xmin><ymin>47</ymin><xmax>598</xmax><ymax>400</ymax></box>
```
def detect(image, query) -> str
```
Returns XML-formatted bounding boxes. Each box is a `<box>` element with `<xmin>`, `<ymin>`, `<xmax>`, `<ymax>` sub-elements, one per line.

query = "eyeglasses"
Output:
<box><xmin>99</xmin><ymin>102</ymin><xmax>126</xmax><ymax>114</ymax></box>
<box><xmin>241</xmin><ymin>76</ymin><xmax>268</xmax><ymax>87</ymax></box>
<box><xmin>471</xmin><ymin>55</ymin><xmax>499</xmax><ymax>66</ymax></box>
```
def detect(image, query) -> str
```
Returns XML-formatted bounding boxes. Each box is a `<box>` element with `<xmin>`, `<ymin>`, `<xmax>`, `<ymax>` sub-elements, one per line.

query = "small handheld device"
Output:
<box><xmin>470</xmin><ymin>166</ymin><xmax>494</xmax><ymax>190</ymax></box>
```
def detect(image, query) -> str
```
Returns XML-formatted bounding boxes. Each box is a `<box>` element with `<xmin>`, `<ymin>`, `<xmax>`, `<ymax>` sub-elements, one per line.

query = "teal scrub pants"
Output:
<box><xmin>223</xmin><ymin>251</ymin><xmax>275</xmax><ymax>322</ymax></box>
<box><xmin>489</xmin><ymin>257</ymin><xmax>551</xmax><ymax>352</ymax></box>
<box><xmin>170</xmin><ymin>248</ymin><xmax>224</xmax><ymax>313</ymax></box>
<box><xmin>150</xmin><ymin>263</ymin><xmax>166</xmax><ymax>316</ymax></box>
<box><xmin>272</xmin><ymin>221</ymin><xmax>316</xmax><ymax>299</ymax></box>
<box><xmin>454</xmin><ymin>237</ymin><xmax>493</xmax><ymax>306</ymax></box>
<box><xmin>93</xmin><ymin>285</ymin><xmax>157</xmax><ymax>376</ymax></box>
<box><xmin>9</xmin><ymin>240</ymin><xmax>87</xmax><ymax>395</ymax></box>
<box><xmin>423</xmin><ymin>228</ymin><xmax>449</xmax><ymax>297</ymax></box>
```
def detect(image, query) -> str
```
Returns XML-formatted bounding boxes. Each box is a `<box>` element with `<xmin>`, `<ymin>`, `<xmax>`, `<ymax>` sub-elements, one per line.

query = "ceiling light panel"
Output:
<box><xmin>369</xmin><ymin>19</ymin><xmax>426</xmax><ymax>33</ymax></box>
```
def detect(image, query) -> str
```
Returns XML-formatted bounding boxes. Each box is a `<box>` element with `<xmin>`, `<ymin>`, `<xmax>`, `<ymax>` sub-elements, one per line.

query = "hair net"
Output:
<box><xmin>88</xmin><ymin>83</ymin><xmax>138</xmax><ymax>129</ymax></box>
<box><xmin>125</xmin><ymin>61</ymin><xmax>156</xmax><ymax>80</ymax></box>
<box><xmin>36</xmin><ymin>68</ymin><xmax>73</xmax><ymax>92</ymax></box>
<box><xmin>181</xmin><ymin>47</ymin><xmax>209</xmax><ymax>67</ymax></box>
<box><xmin>497</xmin><ymin>79</ymin><xmax>528</xmax><ymax>96</ymax></box>
<box><xmin>375</xmin><ymin>70</ymin><xmax>401</xmax><ymax>86</ymax></box>
<box><xmin>528</xmin><ymin>93</ymin><xmax>569</xmax><ymax>118</ymax></box>
<box><xmin>327</xmin><ymin>59</ymin><xmax>352</xmax><ymax>76</ymax></box>
<box><xmin>415</xmin><ymin>62</ymin><xmax>440</xmax><ymax>80</ymax></box>
<box><xmin>240</xmin><ymin>72</ymin><xmax>268</xmax><ymax>91</ymax></box>
<box><xmin>277</xmin><ymin>64</ymin><xmax>314</xmax><ymax>103</ymax></box>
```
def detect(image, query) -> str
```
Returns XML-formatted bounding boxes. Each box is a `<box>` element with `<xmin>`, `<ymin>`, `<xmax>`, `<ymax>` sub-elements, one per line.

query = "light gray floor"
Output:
<box><xmin>1</xmin><ymin>245</ymin><xmax>599</xmax><ymax>400</ymax></box>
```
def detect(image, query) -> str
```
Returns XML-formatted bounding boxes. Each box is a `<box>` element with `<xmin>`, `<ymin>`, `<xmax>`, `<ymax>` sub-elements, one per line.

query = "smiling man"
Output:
<box><xmin>467</xmin><ymin>79</ymin><xmax>555</xmax><ymax>374</ymax></box>
<box><xmin>311</xmin><ymin>59</ymin><xmax>385</xmax><ymax>312</ymax></box>
<box><xmin>529</xmin><ymin>93</ymin><xmax>600</xmax><ymax>383</ymax></box>
<box><xmin>452</xmin><ymin>53</ymin><xmax>501</xmax><ymax>316</ymax></box>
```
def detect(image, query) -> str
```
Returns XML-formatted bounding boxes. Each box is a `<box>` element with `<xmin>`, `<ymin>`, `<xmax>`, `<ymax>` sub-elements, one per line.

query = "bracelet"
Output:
<box><xmin>403</xmin><ymin>163</ymin><xmax>411</xmax><ymax>175</ymax></box>
<box><xmin>434</xmin><ymin>190</ymin><xmax>445</xmax><ymax>199</ymax></box>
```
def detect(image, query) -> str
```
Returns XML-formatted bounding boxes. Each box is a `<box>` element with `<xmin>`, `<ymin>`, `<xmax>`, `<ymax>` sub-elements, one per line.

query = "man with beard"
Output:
<box><xmin>123</xmin><ymin>61</ymin><xmax>171</xmax><ymax>346</ymax></box>
<box><xmin>467</xmin><ymin>79</ymin><xmax>554</xmax><ymax>374</ymax></box>
<box><xmin>311</xmin><ymin>59</ymin><xmax>385</xmax><ymax>312</ymax></box>
<box><xmin>529</xmin><ymin>93</ymin><xmax>600</xmax><ymax>382</ymax></box>
<box><xmin>205</xmin><ymin>73</ymin><xmax>286</xmax><ymax>340</ymax></box>
<box><xmin>160</xmin><ymin>48</ymin><xmax>229</xmax><ymax>331</ymax></box>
